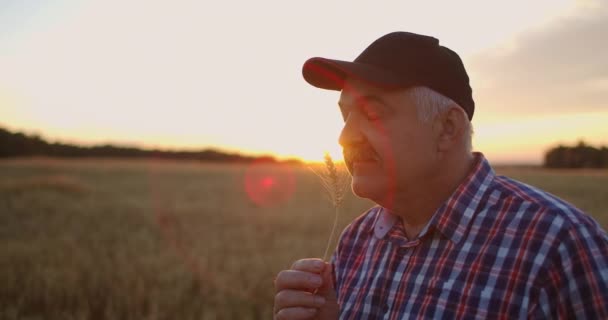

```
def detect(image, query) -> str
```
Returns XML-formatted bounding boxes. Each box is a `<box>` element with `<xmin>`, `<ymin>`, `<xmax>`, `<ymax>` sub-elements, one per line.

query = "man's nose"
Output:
<box><xmin>339</xmin><ymin>114</ymin><xmax>364</xmax><ymax>148</ymax></box>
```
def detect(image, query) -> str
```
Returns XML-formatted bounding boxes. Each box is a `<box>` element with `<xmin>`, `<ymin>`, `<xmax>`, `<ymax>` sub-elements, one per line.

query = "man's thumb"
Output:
<box><xmin>319</xmin><ymin>262</ymin><xmax>336</xmax><ymax>297</ymax></box>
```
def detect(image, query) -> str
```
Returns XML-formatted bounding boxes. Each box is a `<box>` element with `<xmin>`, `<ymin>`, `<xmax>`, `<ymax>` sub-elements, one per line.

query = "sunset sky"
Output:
<box><xmin>1</xmin><ymin>0</ymin><xmax>606</xmax><ymax>163</ymax></box>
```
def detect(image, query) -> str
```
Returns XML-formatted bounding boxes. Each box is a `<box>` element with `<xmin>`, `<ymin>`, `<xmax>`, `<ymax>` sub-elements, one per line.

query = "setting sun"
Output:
<box><xmin>0</xmin><ymin>0</ymin><xmax>606</xmax><ymax>164</ymax></box>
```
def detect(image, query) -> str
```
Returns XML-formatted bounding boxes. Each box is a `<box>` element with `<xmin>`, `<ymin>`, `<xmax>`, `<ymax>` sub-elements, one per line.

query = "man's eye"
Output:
<box><xmin>365</xmin><ymin>112</ymin><xmax>380</xmax><ymax>120</ymax></box>
<box><xmin>360</xmin><ymin>104</ymin><xmax>381</xmax><ymax>121</ymax></box>
<box><xmin>362</xmin><ymin>108</ymin><xmax>380</xmax><ymax>121</ymax></box>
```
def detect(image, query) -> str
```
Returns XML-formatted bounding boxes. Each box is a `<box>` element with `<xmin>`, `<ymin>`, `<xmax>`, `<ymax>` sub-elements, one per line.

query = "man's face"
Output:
<box><xmin>338</xmin><ymin>79</ymin><xmax>439</xmax><ymax>207</ymax></box>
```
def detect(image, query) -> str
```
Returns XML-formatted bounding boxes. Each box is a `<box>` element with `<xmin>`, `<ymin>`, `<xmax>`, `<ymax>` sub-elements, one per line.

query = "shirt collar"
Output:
<box><xmin>372</xmin><ymin>152</ymin><xmax>496</xmax><ymax>244</ymax></box>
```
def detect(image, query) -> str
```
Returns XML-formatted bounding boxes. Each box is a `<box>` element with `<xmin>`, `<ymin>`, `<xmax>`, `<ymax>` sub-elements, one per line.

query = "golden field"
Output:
<box><xmin>1</xmin><ymin>158</ymin><xmax>607</xmax><ymax>319</ymax></box>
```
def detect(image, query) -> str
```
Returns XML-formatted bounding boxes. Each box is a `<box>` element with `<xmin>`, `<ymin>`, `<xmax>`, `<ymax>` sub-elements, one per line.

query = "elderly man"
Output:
<box><xmin>273</xmin><ymin>32</ymin><xmax>608</xmax><ymax>319</ymax></box>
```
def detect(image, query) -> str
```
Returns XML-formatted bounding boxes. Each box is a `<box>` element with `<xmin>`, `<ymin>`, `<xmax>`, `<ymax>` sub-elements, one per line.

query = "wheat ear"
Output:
<box><xmin>310</xmin><ymin>152</ymin><xmax>350</xmax><ymax>262</ymax></box>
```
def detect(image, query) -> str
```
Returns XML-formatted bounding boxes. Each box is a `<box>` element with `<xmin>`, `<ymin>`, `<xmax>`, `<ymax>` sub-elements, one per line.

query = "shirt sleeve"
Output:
<box><xmin>532</xmin><ymin>224</ymin><xmax>608</xmax><ymax>319</ymax></box>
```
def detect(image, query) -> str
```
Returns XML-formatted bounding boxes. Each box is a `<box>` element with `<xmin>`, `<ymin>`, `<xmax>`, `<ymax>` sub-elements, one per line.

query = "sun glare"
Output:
<box><xmin>261</xmin><ymin>176</ymin><xmax>275</xmax><ymax>188</ymax></box>
<box><xmin>475</xmin><ymin>111</ymin><xmax>608</xmax><ymax>164</ymax></box>
<box><xmin>293</xmin><ymin>146</ymin><xmax>344</xmax><ymax>164</ymax></box>
<box><xmin>243</xmin><ymin>159</ymin><xmax>296</xmax><ymax>207</ymax></box>
<box><xmin>0</xmin><ymin>0</ymin><xmax>603</xmax><ymax>165</ymax></box>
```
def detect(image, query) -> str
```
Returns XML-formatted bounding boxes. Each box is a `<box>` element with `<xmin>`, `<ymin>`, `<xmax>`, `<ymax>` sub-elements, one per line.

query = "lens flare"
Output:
<box><xmin>244</xmin><ymin>159</ymin><xmax>296</xmax><ymax>207</ymax></box>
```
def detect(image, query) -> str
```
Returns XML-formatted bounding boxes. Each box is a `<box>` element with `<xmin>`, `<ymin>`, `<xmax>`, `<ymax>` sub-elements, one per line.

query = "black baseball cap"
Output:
<box><xmin>302</xmin><ymin>31</ymin><xmax>475</xmax><ymax>120</ymax></box>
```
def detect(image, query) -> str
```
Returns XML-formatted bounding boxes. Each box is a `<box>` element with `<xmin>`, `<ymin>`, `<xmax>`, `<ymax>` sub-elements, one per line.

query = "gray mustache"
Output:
<box><xmin>344</xmin><ymin>148</ymin><xmax>376</xmax><ymax>162</ymax></box>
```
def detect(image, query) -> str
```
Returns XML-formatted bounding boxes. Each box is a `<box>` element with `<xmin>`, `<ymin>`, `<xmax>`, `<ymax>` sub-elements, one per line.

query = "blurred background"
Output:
<box><xmin>1</xmin><ymin>0</ymin><xmax>607</xmax><ymax>318</ymax></box>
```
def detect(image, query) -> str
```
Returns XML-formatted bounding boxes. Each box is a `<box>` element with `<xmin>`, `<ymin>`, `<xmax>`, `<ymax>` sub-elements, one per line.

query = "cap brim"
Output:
<box><xmin>302</xmin><ymin>57</ymin><xmax>408</xmax><ymax>91</ymax></box>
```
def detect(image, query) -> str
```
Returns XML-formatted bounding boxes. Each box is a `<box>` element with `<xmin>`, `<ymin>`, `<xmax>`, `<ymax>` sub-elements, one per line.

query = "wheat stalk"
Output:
<box><xmin>310</xmin><ymin>152</ymin><xmax>350</xmax><ymax>262</ymax></box>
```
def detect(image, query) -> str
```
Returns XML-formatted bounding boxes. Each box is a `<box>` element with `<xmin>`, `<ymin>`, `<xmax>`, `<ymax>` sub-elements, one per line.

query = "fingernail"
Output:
<box><xmin>314</xmin><ymin>296</ymin><xmax>326</xmax><ymax>305</ymax></box>
<box><xmin>313</xmin><ymin>260</ymin><xmax>324</xmax><ymax>270</ymax></box>
<box><xmin>310</xmin><ymin>275</ymin><xmax>322</xmax><ymax>285</ymax></box>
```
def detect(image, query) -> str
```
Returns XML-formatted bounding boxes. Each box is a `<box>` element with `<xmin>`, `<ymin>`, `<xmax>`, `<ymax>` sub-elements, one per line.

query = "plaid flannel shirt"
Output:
<box><xmin>332</xmin><ymin>153</ymin><xmax>608</xmax><ymax>319</ymax></box>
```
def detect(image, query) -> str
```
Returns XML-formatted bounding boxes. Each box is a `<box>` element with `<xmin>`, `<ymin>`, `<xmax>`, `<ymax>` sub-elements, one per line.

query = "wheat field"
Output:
<box><xmin>1</xmin><ymin>158</ymin><xmax>607</xmax><ymax>319</ymax></box>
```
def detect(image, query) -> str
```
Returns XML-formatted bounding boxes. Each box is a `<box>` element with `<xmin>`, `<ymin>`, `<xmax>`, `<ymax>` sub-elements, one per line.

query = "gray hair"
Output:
<box><xmin>405</xmin><ymin>87</ymin><xmax>473</xmax><ymax>153</ymax></box>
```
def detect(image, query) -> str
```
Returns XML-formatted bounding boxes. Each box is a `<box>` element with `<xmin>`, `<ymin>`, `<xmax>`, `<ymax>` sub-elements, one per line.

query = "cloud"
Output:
<box><xmin>469</xmin><ymin>1</ymin><xmax>608</xmax><ymax>116</ymax></box>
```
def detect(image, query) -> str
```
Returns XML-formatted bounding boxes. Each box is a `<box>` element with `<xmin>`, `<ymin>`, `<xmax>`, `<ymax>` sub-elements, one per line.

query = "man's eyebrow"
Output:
<box><xmin>338</xmin><ymin>94</ymin><xmax>389</xmax><ymax>109</ymax></box>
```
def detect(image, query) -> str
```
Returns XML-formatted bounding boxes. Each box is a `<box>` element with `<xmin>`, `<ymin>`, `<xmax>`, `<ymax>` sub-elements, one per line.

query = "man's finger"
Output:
<box><xmin>317</xmin><ymin>261</ymin><xmax>335</xmax><ymax>293</ymax></box>
<box><xmin>275</xmin><ymin>306</ymin><xmax>318</xmax><ymax>320</ymax></box>
<box><xmin>275</xmin><ymin>289</ymin><xmax>326</xmax><ymax>310</ymax></box>
<box><xmin>275</xmin><ymin>270</ymin><xmax>323</xmax><ymax>291</ymax></box>
<box><xmin>291</xmin><ymin>258</ymin><xmax>325</xmax><ymax>273</ymax></box>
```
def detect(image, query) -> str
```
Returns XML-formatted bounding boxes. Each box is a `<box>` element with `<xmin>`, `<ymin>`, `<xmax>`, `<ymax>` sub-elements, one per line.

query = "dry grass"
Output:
<box><xmin>0</xmin><ymin>158</ymin><xmax>606</xmax><ymax>319</ymax></box>
<box><xmin>0</xmin><ymin>158</ymin><xmax>370</xmax><ymax>319</ymax></box>
<box><xmin>0</xmin><ymin>174</ymin><xmax>88</xmax><ymax>195</ymax></box>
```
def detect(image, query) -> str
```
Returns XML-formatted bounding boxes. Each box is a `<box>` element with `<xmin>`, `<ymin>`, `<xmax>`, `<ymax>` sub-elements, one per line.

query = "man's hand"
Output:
<box><xmin>273</xmin><ymin>258</ymin><xmax>339</xmax><ymax>320</ymax></box>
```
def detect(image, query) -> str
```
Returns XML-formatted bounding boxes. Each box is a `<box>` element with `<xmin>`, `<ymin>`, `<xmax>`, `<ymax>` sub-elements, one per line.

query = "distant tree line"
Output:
<box><xmin>544</xmin><ymin>141</ymin><xmax>608</xmax><ymax>169</ymax></box>
<box><xmin>0</xmin><ymin>127</ymin><xmax>301</xmax><ymax>164</ymax></box>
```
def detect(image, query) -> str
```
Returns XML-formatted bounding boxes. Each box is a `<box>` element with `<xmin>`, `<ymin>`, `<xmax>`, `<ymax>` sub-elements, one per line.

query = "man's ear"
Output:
<box><xmin>435</xmin><ymin>105</ymin><xmax>467</xmax><ymax>152</ymax></box>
